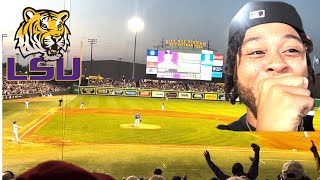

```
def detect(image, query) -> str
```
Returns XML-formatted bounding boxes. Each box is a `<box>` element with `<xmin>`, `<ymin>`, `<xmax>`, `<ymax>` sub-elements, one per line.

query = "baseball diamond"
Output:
<box><xmin>2</xmin><ymin>95</ymin><xmax>320</xmax><ymax>179</ymax></box>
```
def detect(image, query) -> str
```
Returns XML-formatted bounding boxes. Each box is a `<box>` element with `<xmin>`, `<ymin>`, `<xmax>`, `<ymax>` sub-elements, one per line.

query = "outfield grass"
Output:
<box><xmin>2</xmin><ymin>95</ymin><xmax>320</xmax><ymax>179</ymax></box>
<box><xmin>66</xmin><ymin>95</ymin><xmax>247</xmax><ymax>116</ymax></box>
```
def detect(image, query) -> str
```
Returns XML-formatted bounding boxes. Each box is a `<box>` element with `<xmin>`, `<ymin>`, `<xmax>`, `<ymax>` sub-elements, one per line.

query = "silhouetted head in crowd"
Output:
<box><xmin>15</xmin><ymin>160</ymin><xmax>115</xmax><ymax>180</ymax></box>
<box><xmin>148</xmin><ymin>175</ymin><xmax>165</xmax><ymax>180</ymax></box>
<box><xmin>227</xmin><ymin>176</ymin><xmax>249</xmax><ymax>180</ymax></box>
<box><xmin>172</xmin><ymin>176</ymin><xmax>182</xmax><ymax>180</ymax></box>
<box><xmin>277</xmin><ymin>160</ymin><xmax>311</xmax><ymax>180</ymax></box>
<box><xmin>3</xmin><ymin>170</ymin><xmax>15</xmax><ymax>180</ymax></box>
<box><xmin>126</xmin><ymin>175</ymin><xmax>138</xmax><ymax>180</ymax></box>
<box><xmin>153</xmin><ymin>168</ymin><xmax>163</xmax><ymax>175</ymax></box>
<box><xmin>232</xmin><ymin>163</ymin><xmax>244</xmax><ymax>176</ymax></box>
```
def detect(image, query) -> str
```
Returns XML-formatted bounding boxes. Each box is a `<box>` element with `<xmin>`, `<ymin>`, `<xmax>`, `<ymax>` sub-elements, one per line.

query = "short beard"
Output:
<box><xmin>237</xmin><ymin>81</ymin><xmax>258</xmax><ymax>119</ymax></box>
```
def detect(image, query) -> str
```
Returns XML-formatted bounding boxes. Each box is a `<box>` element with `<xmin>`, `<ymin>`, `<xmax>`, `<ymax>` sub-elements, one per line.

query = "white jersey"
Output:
<box><xmin>13</xmin><ymin>124</ymin><xmax>18</xmax><ymax>133</ymax></box>
<box><xmin>25</xmin><ymin>101</ymin><xmax>29</xmax><ymax>108</ymax></box>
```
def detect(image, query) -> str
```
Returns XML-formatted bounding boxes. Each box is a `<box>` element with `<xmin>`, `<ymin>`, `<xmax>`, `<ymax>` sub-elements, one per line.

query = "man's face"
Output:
<box><xmin>236</xmin><ymin>23</ymin><xmax>308</xmax><ymax>118</ymax></box>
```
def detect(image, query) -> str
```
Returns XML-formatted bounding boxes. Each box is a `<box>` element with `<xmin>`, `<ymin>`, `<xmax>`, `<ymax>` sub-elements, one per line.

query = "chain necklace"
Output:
<box><xmin>246</xmin><ymin>119</ymin><xmax>253</xmax><ymax>131</ymax></box>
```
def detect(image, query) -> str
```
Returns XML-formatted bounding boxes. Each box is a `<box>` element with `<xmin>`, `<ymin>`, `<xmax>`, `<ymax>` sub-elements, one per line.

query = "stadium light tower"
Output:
<box><xmin>2</xmin><ymin>34</ymin><xmax>7</xmax><ymax>58</ymax></box>
<box><xmin>15</xmin><ymin>53</ymin><xmax>19</xmax><ymax>65</ymax></box>
<box><xmin>128</xmin><ymin>16</ymin><xmax>144</xmax><ymax>79</ymax></box>
<box><xmin>88</xmin><ymin>38</ymin><xmax>97</xmax><ymax>76</ymax></box>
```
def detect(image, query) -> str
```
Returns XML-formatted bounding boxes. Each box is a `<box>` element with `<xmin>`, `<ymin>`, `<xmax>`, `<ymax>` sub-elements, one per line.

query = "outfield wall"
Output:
<box><xmin>78</xmin><ymin>86</ymin><xmax>227</xmax><ymax>101</ymax></box>
<box><xmin>78</xmin><ymin>86</ymin><xmax>320</xmax><ymax>106</ymax></box>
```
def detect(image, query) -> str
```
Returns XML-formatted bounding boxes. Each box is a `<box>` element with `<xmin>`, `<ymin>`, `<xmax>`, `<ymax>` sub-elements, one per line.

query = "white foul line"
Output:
<box><xmin>19</xmin><ymin>110</ymin><xmax>56</xmax><ymax>139</ymax></box>
<box><xmin>19</xmin><ymin>95</ymin><xmax>77</xmax><ymax>139</ymax></box>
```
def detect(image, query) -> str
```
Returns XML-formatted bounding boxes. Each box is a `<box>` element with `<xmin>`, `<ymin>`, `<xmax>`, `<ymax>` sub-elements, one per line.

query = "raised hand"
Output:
<box><xmin>251</xmin><ymin>143</ymin><xmax>260</xmax><ymax>152</ymax></box>
<box><xmin>203</xmin><ymin>150</ymin><xmax>211</xmax><ymax>162</ymax></box>
<box><xmin>310</xmin><ymin>140</ymin><xmax>318</xmax><ymax>153</ymax></box>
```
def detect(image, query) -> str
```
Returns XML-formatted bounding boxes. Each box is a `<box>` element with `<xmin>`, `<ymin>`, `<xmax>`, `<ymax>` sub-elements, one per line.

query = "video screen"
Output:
<box><xmin>146</xmin><ymin>49</ymin><xmax>224</xmax><ymax>81</ymax></box>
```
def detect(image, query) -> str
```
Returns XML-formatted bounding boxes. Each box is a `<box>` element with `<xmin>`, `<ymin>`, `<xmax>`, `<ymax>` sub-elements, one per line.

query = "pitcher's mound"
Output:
<box><xmin>120</xmin><ymin>124</ymin><xmax>161</xmax><ymax>129</ymax></box>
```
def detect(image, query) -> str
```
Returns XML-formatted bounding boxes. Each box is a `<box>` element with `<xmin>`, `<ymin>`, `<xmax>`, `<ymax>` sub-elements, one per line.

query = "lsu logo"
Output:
<box><xmin>7</xmin><ymin>7</ymin><xmax>80</xmax><ymax>81</ymax></box>
<box><xmin>15</xmin><ymin>7</ymin><xmax>70</xmax><ymax>61</ymax></box>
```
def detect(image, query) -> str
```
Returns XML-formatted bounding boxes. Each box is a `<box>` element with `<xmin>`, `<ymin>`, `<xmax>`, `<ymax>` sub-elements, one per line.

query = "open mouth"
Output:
<box><xmin>49</xmin><ymin>44</ymin><xmax>58</xmax><ymax>55</ymax></box>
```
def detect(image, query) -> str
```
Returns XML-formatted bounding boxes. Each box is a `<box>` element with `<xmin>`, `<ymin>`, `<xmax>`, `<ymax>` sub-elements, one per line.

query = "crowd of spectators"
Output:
<box><xmin>4</xmin><ymin>141</ymin><xmax>320</xmax><ymax>180</ymax></box>
<box><xmin>2</xmin><ymin>71</ymin><xmax>68</xmax><ymax>96</ymax></box>
<box><xmin>204</xmin><ymin>141</ymin><xmax>320</xmax><ymax>180</ymax></box>
<box><xmin>89</xmin><ymin>78</ymin><xmax>136</xmax><ymax>89</ymax></box>
<box><xmin>2</xmin><ymin>81</ymin><xmax>68</xmax><ymax>96</ymax></box>
<box><xmin>89</xmin><ymin>78</ymin><xmax>224</xmax><ymax>93</ymax></box>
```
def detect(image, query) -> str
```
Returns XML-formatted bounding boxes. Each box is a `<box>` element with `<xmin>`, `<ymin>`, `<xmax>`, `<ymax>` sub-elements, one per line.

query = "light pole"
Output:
<box><xmin>88</xmin><ymin>39</ymin><xmax>97</xmax><ymax>76</ymax></box>
<box><xmin>2</xmin><ymin>34</ymin><xmax>7</xmax><ymax>60</ymax></box>
<box><xmin>118</xmin><ymin>57</ymin><xmax>123</xmax><ymax>79</ymax></box>
<box><xmin>128</xmin><ymin>16</ymin><xmax>144</xmax><ymax>79</ymax></box>
<box><xmin>66</xmin><ymin>49</ymin><xmax>70</xmax><ymax>70</ymax></box>
<box><xmin>16</xmin><ymin>53</ymin><xmax>19</xmax><ymax>65</ymax></box>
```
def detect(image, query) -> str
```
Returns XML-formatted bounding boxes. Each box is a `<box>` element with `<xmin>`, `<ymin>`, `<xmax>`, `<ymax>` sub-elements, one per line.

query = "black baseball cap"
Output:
<box><xmin>228</xmin><ymin>1</ymin><xmax>305</xmax><ymax>43</ymax></box>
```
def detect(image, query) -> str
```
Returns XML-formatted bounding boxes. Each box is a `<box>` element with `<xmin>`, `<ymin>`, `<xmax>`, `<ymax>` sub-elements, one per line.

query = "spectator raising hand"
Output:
<box><xmin>310</xmin><ymin>140</ymin><xmax>320</xmax><ymax>176</ymax></box>
<box><xmin>203</xmin><ymin>143</ymin><xmax>260</xmax><ymax>180</ymax></box>
<box><xmin>251</xmin><ymin>143</ymin><xmax>260</xmax><ymax>153</ymax></box>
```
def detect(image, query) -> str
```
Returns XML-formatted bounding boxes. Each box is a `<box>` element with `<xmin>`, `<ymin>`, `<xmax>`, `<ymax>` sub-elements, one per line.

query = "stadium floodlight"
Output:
<box><xmin>128</xmin><ymin>16</ymin><xmax>144</xmax><ymax>79</ymax></box>
<box><xmin>88</xmin><ymin>38</ymin><xmax>98</xmax><ymax>76</ymax></box>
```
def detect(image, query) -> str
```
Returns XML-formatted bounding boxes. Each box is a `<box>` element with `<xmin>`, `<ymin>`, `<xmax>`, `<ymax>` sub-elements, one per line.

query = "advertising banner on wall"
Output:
<box><xmin>3</xmin><ymin>95</ymin><xmax>24</xmax><ymax>100</ymax></box>
<box><xmin>125</xmin><ymin>90</ymin><xmax>138</xmax><ymax>96</ymax></box>
<box><xmin>192</xmin><ymin>93</ymin><xmax>204</xmax><ymax>100</ymax></box>
<box><xmin>114</xmin><ymin>89</ymin><xmax>124</xmax><ymax>96</ymax></box>
<box><xmin>178</xmin><ymin>92</ymin><xmax>191</xmax><ymax>99</ymax></box>
<box><xmin>96</xmin><ymin>88</ymin><xmax>109</xmax><ymax>94</ymax></box>
<box><xmin>218</xmin><ymin>93</ymin><xmax>225</xmax><ymax>101</ymax></box>
<box><xmin>80</xmin><ymin>87</ymin><xmax>96</xmax><ymax>94</ymax></box>
<box><xmin>96</xmin><ymin>88</ymin><xmax>115</xmax><ymax>95</ymax></box>
<box><xmin>204</xmin><ymin>93</ymin><xmax>217</xmax><ymax>100</ymax></box>
<box><xmin>152</xmin><ymin>91</ymin><xmax>165</xmax><ymax>98</ymax></box>
<box><xmin>165</xmin><ymin>92</ymin><xmax>178</xmax><ymax>98</ymax></box>
<box><xmin>139</xmin><ymin>91</ymin><xmax>151</xmax><ymax>97</ymax></box>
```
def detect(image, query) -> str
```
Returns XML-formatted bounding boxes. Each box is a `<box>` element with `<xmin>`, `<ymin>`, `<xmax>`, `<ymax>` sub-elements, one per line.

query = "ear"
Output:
<box><xmin>58</xmin><ymin>10</ymin><xmax>69</xmax><ymax>23</ymax></box>
<box><xmin>23</xmin><ymin>7</ymin><xmax>36</xmax><ymax>21</ymax></box>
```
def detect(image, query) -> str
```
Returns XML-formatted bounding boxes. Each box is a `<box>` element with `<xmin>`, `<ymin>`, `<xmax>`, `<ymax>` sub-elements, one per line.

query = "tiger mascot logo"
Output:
<box><xmin>15</xmin><ymin>7</ymin><xmax>70</xmax><ymax>61</ymax></box>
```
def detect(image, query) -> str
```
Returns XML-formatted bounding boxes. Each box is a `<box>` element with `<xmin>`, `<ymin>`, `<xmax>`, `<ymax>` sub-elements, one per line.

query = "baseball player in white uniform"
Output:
<box><xmin>12</xmin><ymin>121</ymin><xmax>22</xmax><ymax>142</ymax></box>
<box><xmin>134</xmin><ymin>113</ymin><xmax>141</xmax><ymax>128</ymax></box>
<box><xmin>161</xmin><ymin>102</ymin><xmax>165</xmax><ymax>111</ymax></box>
<box><xmin>25</xmin><ymin>100</ymin><xmax>29</xmax><ymax>110</ymax></box>
<box><xmin>80</xmin><ymin>100</ymin><xmax>85</xmax><ymax>109</ymax></box>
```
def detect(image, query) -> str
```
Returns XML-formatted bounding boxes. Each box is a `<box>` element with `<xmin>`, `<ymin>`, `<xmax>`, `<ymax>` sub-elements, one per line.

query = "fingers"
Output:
<box><xmin>271</xmin><ymin>74</ymin><xmax>308</xmax><ymax>88</ymax></box>
<box><xmin>292</xmin><ymin>94</ymin><xmax>314</xmax><ymax>117</ymax></box>
<box><xmin>311</xmin><ymin>140</ymin><xmax>315</xmax><ymax>146</ymax></box>
<box><xmin>275</xmin><ymin>85</ymin><xmax>311</xmax><ymax>96</ymax></box>
<box><xmin>259</xmin><ymin>75</ymin><xmax>308</xmax><ymax>94</ymax></box>
<box><xmin>256</xmin><ymin>75</ymin><xmax>313</xmax><ymax>131</ymax></box>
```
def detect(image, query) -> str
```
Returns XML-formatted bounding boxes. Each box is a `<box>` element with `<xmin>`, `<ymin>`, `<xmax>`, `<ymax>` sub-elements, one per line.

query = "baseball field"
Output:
<box><xmin>2</xmin><ymin>95</ymin><xmax>320</xmax><ymax>179</ymax></box>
